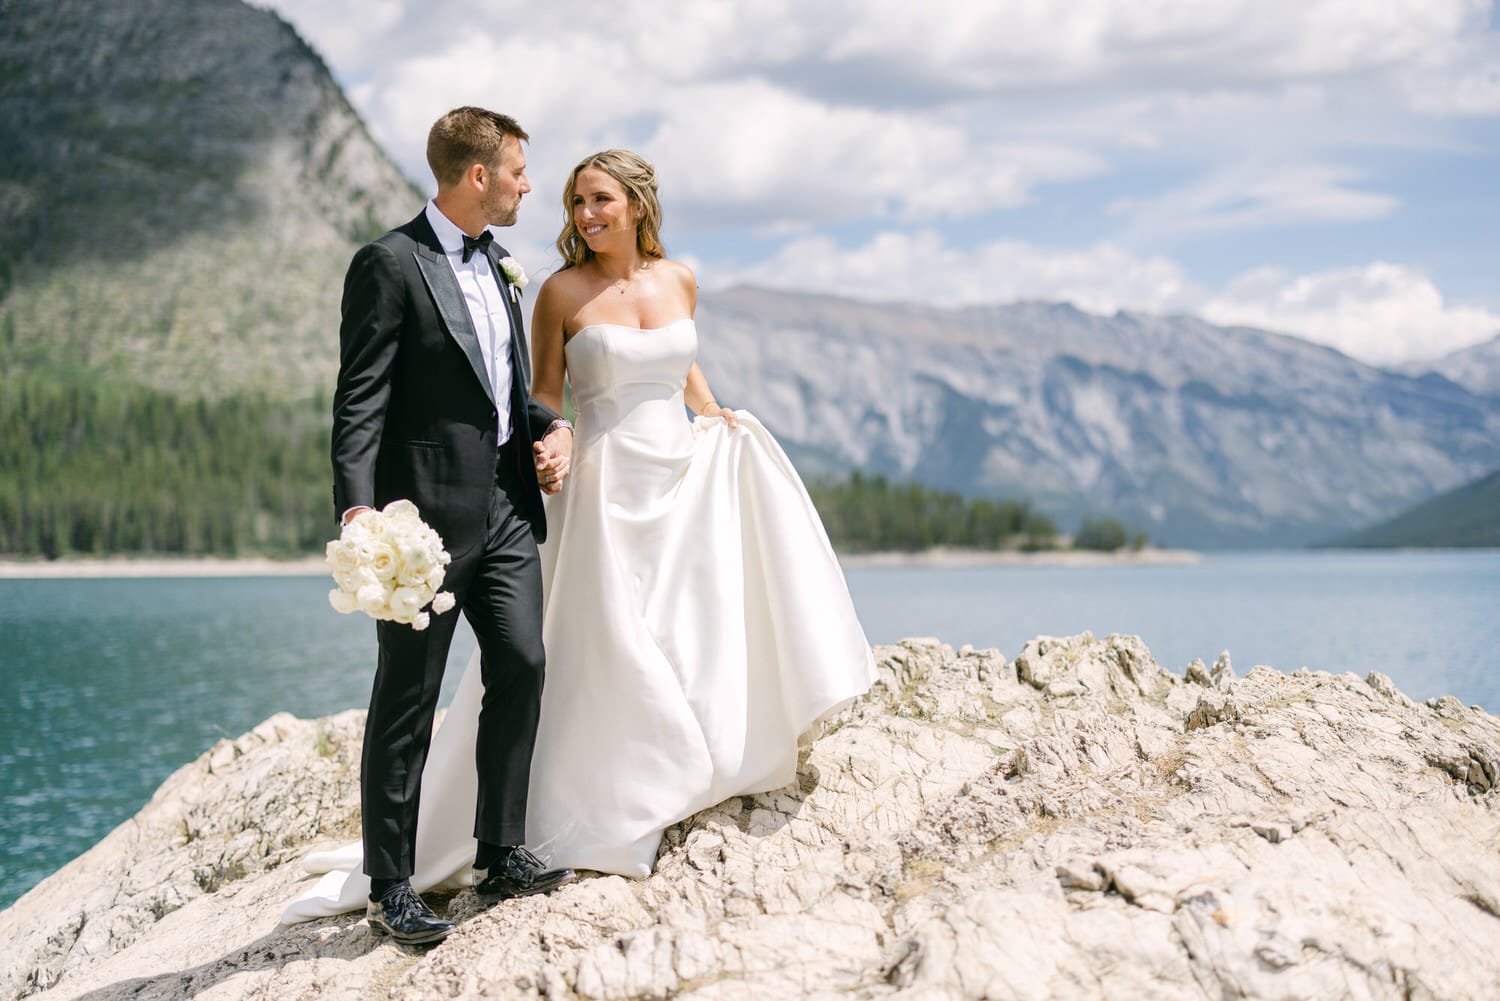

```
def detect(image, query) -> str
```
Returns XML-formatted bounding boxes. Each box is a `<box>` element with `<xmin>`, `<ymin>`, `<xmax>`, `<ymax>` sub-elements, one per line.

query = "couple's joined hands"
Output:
<box><xmin>534</xmin><ymin>427</ymin><xmax>572</xmax><ymax>495</ymax></box>
<box><xmin>341</xmin><ymin>426</ymin><xmax>573</xmax><ymax>526</ymax></box>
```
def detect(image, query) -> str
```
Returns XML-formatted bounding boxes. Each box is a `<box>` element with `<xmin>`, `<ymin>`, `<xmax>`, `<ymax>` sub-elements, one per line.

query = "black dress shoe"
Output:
<box><xmin>475</xmin><ymin>846</ymin><xmax>576</xmax><ymax>904</ymax></box>
<box><xmin>365</xmin><ymin>882</ymin><xmax>455</xmax><ymax>945</ymax></box>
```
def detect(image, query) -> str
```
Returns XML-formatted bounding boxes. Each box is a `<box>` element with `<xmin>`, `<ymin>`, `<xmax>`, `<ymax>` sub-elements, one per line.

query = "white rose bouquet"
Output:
<box><xmin>326</xmin><ymin>500</ymin><xmax>456</xmax><ymax>631</ymax></box>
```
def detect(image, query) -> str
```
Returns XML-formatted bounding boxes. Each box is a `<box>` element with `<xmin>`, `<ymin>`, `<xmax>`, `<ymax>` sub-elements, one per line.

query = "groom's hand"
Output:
<box><xmin>341</xmin><ymin>506</ymin><xmax>373</xmax><ymax>527</ymax></box>
<box><xmin>534</xmin><ymin>431</ymin><xmax>572</xmax><ymax>495</ymax></box>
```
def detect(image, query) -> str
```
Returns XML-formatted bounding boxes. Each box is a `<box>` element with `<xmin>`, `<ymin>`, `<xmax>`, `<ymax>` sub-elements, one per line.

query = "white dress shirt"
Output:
<box><xmin>424</xmin><ymin>201</ymin><xmax>514</xmax><ymax>444</ymax></box>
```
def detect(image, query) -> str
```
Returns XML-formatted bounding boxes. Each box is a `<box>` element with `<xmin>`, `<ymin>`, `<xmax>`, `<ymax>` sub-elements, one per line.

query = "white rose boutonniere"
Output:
<box><xmin>326</xmin><ymin>500</ymin><xmax>455</xmax><ymax>630</ymax></box>
<box><xmin>499</xmin><ymin>257</ymin><xmax>528</xmax><ymax>297</ymax></box>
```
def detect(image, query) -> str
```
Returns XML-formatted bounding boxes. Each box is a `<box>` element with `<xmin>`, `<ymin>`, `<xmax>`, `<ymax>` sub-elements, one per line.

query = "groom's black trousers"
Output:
<box><xmin>360</xmin><ymin>440</ymin><xmax>546</xmax><ymax>881</ymax></box>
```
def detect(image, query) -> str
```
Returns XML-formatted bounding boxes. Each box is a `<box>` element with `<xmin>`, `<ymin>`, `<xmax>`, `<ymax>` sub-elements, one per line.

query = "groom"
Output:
<box><xmin>331</xmin><ymin>107</ymin><xmax>576</xmax><ymax>945</ymax></box>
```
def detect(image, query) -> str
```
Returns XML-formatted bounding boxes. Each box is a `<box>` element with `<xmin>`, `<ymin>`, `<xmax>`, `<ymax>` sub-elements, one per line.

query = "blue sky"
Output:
<box><xmin>261</xmin><ymin>0</ymin><xmax>1500</xmax><ymax>365</ymax></box>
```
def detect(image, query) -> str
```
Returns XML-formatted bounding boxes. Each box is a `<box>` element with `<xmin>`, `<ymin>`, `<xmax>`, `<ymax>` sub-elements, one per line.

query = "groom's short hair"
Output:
<box><xmin>427</xmin><ymin>107</ymin><xmax>530</xmax><ymax>188</ymax></box>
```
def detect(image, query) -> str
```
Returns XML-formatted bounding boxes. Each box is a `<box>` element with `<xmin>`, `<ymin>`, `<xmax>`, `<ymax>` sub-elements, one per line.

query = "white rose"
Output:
<box><xmin>328</xmin><ymin>588</ymin><xmax>360</xmax><ymax>614</ymax></box>
<box><xmin>352</xmin><ymin>509</ymin><xmax>387</xmax><ymax>537</ymax></box>
<box><xmin>395</xmin><ymin>558</ymin><xmax>427</xmax><ymax>587</ymax></box>
<box><xmin>326</xmin><ymin>539</ymin><xmax>361</xmax><ymax>576</ymax></box>
<box><xmin>431</xmin><ymin>591</ymin><xmax>455</xmax><ymax>615</ymax></box>
<box><xmin>412</xmin><ymin>611</ymin><xmax>431</xmax><ymax>632</ymax></box>
<box><xmin>382</xmin><ymin>499</ymin><xmax>419</xmax><ymax>521</ymax></box>
<box><xmin>395</xmin><ymin>539</ymin><xmax>428</xmax><ymax>571</ymax></box>
<box><xmin>368</xmin><ymin>543</ymin><xmax>399</xmax><ymax>582</ymax></box>
<box><xmin>389</xmin><ymin>586</ymin><xmax>424</xmax><ymax>620</ymax></box>
<box><xmin>499</xmin><ymin>256</ymin><xmax>528</xmax><ymax>289</ymax></box>
<box><xmin>356</xmin><ymin>583</ymin><xmax>387</xmax><ymax>615</ymax></box>
<box><xmin>424</xmin><ymin>565</ymin><xmax>446</xmax><ymax>591</ymax></box>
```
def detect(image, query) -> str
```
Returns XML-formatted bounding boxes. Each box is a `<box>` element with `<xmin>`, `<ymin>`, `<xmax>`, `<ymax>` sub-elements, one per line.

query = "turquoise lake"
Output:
<box><xmin>2</xmin><ymin>550</ymin><xmax>1496</xmax><ymax>909</ymax></box>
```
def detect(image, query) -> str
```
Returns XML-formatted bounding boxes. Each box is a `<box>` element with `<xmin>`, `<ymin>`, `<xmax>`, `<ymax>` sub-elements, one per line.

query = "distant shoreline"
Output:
<box><xmin>0</xmin><ymin>547</ymin><xmax>1200</xmax><ymax>579</ymax></box>
<box><xmin>0</xmin><ymin>557</ymin><xmax>329</xmax><ymax>579</ymax></box>
<box><xmin>836</xmin><ymin>547</ymin><xmax>1200</xmax><ymax>568</ymax></box>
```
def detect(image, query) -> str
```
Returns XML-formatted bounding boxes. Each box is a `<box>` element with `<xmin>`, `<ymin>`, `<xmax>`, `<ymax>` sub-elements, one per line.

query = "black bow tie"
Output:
<box><xmin>461</xmin><ymin>230</ymin><xmax>493</xmax><ymax>263</ymax></box>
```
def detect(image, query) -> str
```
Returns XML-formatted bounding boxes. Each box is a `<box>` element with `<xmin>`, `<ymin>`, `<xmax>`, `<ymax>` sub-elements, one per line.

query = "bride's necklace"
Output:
<box><xmin>606</xmin><ymin>263</ymin><xmax>646</xmax><ymax>295</ymax></box>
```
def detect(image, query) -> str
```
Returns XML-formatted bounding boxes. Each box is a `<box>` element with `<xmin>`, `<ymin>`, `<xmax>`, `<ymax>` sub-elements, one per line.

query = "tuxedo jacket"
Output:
<box><xmin>331</xmin><ymin>210</ymin><xmax>560</xmax><ymax>555</ymax></box>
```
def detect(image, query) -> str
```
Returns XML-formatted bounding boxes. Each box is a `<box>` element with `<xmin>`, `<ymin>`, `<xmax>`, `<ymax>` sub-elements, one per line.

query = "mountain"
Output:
<box><xmin>1326</xmin><ymin>467</ymin><xmax>1500</xmax><ymax>548</ymax></box>
<box><xmin>0</xmin><ymin>0</ymin><xmax>421</xmax><ymax>399</ymax></box>
<box><xmin>694</xmin><ymin>289</ymin><xmax>1500</xmax><ymax>548</ymax></box>
<box><xmin>1408</xmin><ymin>334</ymin><xmax>1500</xmax><ymax>398</ymax></box>
<box><xmin>4</xmin><ymin>0</ymin><xmax>1498</xmax><ymax>552</ymax></box>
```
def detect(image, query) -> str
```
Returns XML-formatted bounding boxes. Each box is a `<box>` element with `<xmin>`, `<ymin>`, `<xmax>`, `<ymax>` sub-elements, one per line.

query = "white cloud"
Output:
<box><xmin>252</xmin><ymin>0</ymin><xmax>1500</xmax><ymax>365</ymax></box>
<box><xmin>718</xmin><ymin>235</ymin><xmax>1500</xmax><ymax>365</ymax></box>
<box><xmin>1404</xmin><ymin>59</ymin><xmax>1500</xmax><ymax>115</ymax></box>
<box><xmin>261</xmin><ymin>0</ymin><xmax>1498</xmax><ymax>177</ymax></box>
<box><xmin>1111</xmin><ymin>164</ymin><xmax>1399</xmax><ymax>242</ymax></box>
<box><xmin>752</xmin><ymin>0</ymin><xmax>1485</xmax><ymax>94</ymax></box>
<box><xmin>255</xmin><ymin>0</ymin><xmax>403</xmax><ymax>72</ymax></box>
<box><xmin>275</xmin><ymin>0</ymin><xmax>1487</xmax><ymax>102</ymax></box>
<box><xmin>717</xmin><ymin>231</ymin><xmax>1195</xmax><ymax>315</ymax></box>
<box><xmin>1201</xmin><ymin>263</ymin><xmax>1500</xmax><ymax>364</ymax></box>
<box><xmin>644</xmin><ymin>81</ymin><xmax>1108</xmax><ymax>229</ymax></box>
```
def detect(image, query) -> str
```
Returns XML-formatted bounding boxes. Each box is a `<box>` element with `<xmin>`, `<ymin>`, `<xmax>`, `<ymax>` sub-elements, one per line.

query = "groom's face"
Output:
<box><xmin>480</xmin><ymin>140</ymin><xmax>530</xmax><ymax>228</ymax></box>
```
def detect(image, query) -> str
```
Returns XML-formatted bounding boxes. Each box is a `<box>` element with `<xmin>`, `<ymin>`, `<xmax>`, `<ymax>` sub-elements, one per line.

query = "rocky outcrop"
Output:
<box><xmin>3</xmin><ymin>633</ymin><xmax>1499</xmax><ymax>1000</ymax></box>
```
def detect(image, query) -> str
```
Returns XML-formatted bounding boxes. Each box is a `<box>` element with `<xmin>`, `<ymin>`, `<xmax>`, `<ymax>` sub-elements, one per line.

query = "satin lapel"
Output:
<box><xmin>412</xmin><ymin>242</ymin><xmax>497</xmax><ymax>409</ymax></box>
<box><xmin>486</xmin><ymin>245</ymin><xmax>532</xmax><ymax>408</ymax></box>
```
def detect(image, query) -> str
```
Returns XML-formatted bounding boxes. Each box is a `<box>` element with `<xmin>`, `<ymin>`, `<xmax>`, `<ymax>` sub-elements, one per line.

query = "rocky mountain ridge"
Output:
<box><xmin>1407</xmin><ymin>333</ymin><xmax>1500</xmax><ymax>396</ymax></box>
<box><xmin>1330</xmin><ymin>465</ymin><xmax>1500</xmax><ymax>548</ymax></box>
<box><xmin>696</xmin><ymin>289</ymin><xmax>1500</xmax><ymax>546</ymax></box>
<box><xmin>0</xmin><ymin>0</ymin><xmax>420</xmax><ymax>398</ymax></box>
<box><xmin>2</xmin><ymin>632</ymin><xmax>1498</xmax><ymax>1000</ymax></box>
<box><xmin>4</xmin><ymin>0</ymin><xmax>1498</xmax><ymax>547</ymax></box>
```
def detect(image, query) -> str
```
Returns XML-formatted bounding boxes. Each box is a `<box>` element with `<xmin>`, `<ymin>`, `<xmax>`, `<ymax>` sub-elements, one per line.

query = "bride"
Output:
<box><xmin>282</xmin><ymin>150</ymin><xmax>875</xmax><ymax>922</ymax></box>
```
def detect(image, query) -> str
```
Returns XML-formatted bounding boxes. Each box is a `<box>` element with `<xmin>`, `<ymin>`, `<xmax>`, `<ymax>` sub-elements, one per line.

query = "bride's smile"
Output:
<box><xmin>572</xmin><ymin>167</ymin><xmax>639</xmax><ymax>250</ymax></box>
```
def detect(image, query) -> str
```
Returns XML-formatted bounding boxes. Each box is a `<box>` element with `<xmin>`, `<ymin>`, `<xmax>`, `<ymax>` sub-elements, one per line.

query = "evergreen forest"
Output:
<box><xmin>0</xmin><ymin>373</ymin><xmax>1142</xmax><ymax>559</ymax></box>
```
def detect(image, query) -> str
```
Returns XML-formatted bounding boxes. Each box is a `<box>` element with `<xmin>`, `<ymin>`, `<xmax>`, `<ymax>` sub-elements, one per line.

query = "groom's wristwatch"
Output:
<box><xmin>545</xmin><ymin>418</ymin><xmax>574</xmax><ymax>438</ymax></box>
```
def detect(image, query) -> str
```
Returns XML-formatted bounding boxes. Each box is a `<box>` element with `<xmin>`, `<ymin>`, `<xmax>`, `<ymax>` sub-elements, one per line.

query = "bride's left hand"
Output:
<box><xmin>701</xmin><ymin>402</ymin><xmax>739</xmax><ymax>429</ymax></box>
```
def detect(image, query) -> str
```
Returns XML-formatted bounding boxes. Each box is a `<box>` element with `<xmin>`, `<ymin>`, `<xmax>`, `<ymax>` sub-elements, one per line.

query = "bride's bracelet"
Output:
<box><xmin>698</xmin><ymin>400</ymin><xmax>719</xmax><ymax>415</ymax></box>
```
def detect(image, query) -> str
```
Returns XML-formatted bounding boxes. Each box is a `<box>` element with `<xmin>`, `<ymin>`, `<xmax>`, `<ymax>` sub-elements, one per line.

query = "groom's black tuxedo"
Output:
<box><xmin>332</xmin><ymin>210</ymin><xmax>556</xmax><ymax>550</ymax></box>
<box><xmin>331</xmin><ymin>208</ymin><xmax>560</xmax><ymax>880</ymax></box>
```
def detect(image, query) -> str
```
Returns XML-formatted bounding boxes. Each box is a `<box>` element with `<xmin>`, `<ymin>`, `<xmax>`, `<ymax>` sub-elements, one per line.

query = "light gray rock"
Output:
<box><xmin>4</xmin><ymin>633</ymin><xmax>1499</xmax><ymax>1001</ymax></box>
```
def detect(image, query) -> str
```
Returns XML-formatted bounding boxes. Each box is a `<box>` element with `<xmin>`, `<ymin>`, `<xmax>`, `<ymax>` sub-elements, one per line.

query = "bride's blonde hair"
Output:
<box><xmin>555</xmin><ymin>149</ymin><xmax>665</xmax><ymax>269</ymax></box>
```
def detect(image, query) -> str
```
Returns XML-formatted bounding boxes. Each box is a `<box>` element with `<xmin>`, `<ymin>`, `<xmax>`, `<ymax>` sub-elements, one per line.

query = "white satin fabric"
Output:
<box><xmin>282</xmin><ymin>318</ymin><xmax>875</xmax><ymax>923</ymax></box>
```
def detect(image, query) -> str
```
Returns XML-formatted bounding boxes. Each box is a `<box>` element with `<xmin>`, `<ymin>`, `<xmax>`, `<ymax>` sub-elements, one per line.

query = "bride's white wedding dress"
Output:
<box><xmin>282</xmin><ymin>317</ymin><xmax>875</xmax><ymax>923</ymax></box>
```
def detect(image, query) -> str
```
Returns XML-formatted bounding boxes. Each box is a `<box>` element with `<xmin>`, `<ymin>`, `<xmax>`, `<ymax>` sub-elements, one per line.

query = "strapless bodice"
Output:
<box><xmin>564</xmin><ymin>318</ymin><xmax>697</xmax><ymax>437</ymax></box>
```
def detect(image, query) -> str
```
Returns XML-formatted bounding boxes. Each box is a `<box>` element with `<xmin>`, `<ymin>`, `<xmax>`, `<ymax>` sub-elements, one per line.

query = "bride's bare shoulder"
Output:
<box><xmin>536</xmin><ymin>266</ymin><xmax>592</xmax><ymax>311</ymax></box>
<box><xmin>656</xmin><ymin>258</ymin><xmax>695</xmax><ymax>282</ymax></box>
<box><xmin>539</xmin><ymin>265</ymin><xmax>588</xmax><ymax>295</ymax></box>
<box><xmin>654</xmin><ymin>258</ymin><xmax>698</xmax><ymax>297</ymax></box>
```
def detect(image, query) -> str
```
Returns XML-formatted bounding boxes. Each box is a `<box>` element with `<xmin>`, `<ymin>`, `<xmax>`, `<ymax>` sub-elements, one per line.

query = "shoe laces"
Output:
<box><xmin>506</xmin><ymin>845</ymin><xmax>544</xmax><ymax>869</ymax></box>
<box><xmin>384</xmin><ymin>882</ymin><xmax>430</xmax><ymax>915</ymax></box>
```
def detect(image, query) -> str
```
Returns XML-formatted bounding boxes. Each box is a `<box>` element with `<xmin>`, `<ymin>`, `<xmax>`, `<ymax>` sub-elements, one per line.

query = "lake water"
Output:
<box><xmin>1</xmin><ymin>550</ymin><xmax>1496</xmax><ymax>909</ymax></box>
